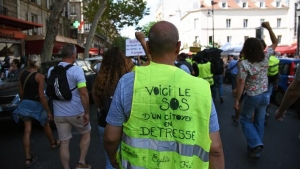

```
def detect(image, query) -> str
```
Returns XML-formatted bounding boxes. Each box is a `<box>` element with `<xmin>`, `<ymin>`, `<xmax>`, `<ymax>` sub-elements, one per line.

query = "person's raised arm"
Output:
<box><xmin>261</xmin><ymin>22</ymin><xmax>278</xmax><ymax>50</ymax></box>
<box><xmin>135</xmin><ymin>32</ymin><xmax>152</xmax><ymax>62</ymax></box>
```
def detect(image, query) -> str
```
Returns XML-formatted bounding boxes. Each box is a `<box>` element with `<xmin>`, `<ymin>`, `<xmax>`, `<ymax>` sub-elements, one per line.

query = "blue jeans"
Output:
<box><xmin>98</xmin><ymin>126</ymin><xmax>115</xmax><ymax>169</ymax></box>
<box><xmin>212</xmin><ymin>74</ymin><xmax>224</xmax><ymax>99</ymax></box>
<box><xmin>231</xmin><ymin>74</ymin><xmax>237</xmax><ymax>90</ymax></box>
<box><xmin>240</xmin><ymin>92</ymin><xmax>268</xmax><ymax>149</ymax></box>
<box><xmin>265</xmin><ymin>83</ymin><xmax>273</xmax><ymax>104</ymax></box>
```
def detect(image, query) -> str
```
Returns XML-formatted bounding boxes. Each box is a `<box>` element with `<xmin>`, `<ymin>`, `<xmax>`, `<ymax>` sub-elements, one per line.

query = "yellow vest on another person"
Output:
<box><xmin>119</xmin><ymin>62</ymin><xmax>212</xmax><ymax>169</ymax></box>
<box><xmin>198</xmin><ymin>62</ymin><xmax>214</xmax><ymax>86</ymax></box>
<box><xmin>268</xmin><ymin>55</ymin><xmax>279</xmax><ymax>76</ymax></box>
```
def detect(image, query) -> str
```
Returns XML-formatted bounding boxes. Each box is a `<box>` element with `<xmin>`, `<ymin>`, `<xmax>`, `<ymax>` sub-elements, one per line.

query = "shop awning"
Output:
<box><xmin>275</xmin><ymin>45</ymin><xmax>296</xmax><ymax>55</ymax></box>
<box><xmin>89</xmin><ymin>48</ymin><xmax>98</xmax><ymax>55</ymax></box>
<box><xmin>0</xmin><ymin>15</ymin><xmax>43</xmax><ymax>31</ymax></box>
<box><xmin>25</xmin><ymin>40</ymin><xmax>84</xmax><ymax>55</ymax></box>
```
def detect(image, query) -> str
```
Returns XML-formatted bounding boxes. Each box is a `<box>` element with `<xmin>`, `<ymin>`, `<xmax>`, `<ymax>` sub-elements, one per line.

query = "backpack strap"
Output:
<box><xmin>62</xmin><ymin>64</ymin><xmax>77</xmax><ymax>91</ymax></box>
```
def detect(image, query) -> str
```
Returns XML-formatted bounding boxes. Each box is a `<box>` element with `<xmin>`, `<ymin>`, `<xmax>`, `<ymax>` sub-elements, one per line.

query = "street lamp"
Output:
<box><xmin>207</xmin><ymin>0</ymin><xmax>215</xmax><ymax>48</ymax></box>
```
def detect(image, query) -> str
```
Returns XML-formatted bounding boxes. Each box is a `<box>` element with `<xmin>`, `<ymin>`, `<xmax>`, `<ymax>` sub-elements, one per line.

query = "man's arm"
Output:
<box><xmin>276</xmin><ymin>74</ymin><xmax>300</xmax><ymax>119</ymax></box>
<box><xmin>261</xmin><ymin>22</ymin><xmax>278</xmax><ymax>50</ymax></box>
<box><xmin>135</xmin><ymin>32</ymin><xmax>152</xmax><ymax>62</ymax></box>
<box><xmin>104</xmin><ymin>124</ymin><xmax>123</xmax><ymax>168</ymax></box>
<box><xmin>209</xmin><ymin>131</ymin><xmax>225</xmax><ymax>169</ymax></box>
<box><xmin>78</xmin><ymin>85</ymin><xmax>90</xmax><ymax>125</ymax></box>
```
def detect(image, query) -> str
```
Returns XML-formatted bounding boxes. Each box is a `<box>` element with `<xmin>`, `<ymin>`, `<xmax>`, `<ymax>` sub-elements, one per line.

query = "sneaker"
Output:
<box><xmin>76</xmin><ymin>163</ymin><xmax>91</xmax><ymax>169</ymax></box>
<box><xmin>248</xmin><ymin>146</ymin><xmax>263</xmax><ymax>159</ymax></box>
<box><xmin>220</xmin><ymin>97</ymin><xmax>224</xmax><ymax>103</ymax></box>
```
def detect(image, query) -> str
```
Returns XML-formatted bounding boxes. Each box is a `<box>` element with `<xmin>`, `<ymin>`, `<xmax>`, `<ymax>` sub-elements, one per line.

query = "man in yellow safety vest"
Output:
<box><xmin>103</xmin><ymin>21</ymin><xmax>224</xmax><ymax>169</ymax></box>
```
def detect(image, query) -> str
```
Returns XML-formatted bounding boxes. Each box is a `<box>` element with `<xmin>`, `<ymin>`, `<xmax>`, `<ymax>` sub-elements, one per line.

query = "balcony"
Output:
<box><xmin>0</xmin><ymin>6</ymin><xmax>8</xmax><ymax>15</ymax></box>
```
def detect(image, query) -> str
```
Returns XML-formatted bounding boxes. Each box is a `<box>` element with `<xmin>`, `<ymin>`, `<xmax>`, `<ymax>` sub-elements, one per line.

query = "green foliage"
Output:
<box><xmin>83</xmin><ymin>0</ymin><xmax>149</xmax><ymax>40</ymax></box>
<box><xmin>112</xmin><ymin>36</ymin><xmax>128</xmax><ymax>54</ymax></box>
<box><xmin>135</xmin><ymin>21</ymin><xmax>156</xmax><ymax>37</ymax></box>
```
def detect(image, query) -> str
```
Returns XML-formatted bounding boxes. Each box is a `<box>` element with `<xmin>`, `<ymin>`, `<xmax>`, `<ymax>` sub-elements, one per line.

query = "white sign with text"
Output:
<box><xmin>125</xmin><ymin>38</ymin><xmax>148</xmax><ymax>57</ymax></box>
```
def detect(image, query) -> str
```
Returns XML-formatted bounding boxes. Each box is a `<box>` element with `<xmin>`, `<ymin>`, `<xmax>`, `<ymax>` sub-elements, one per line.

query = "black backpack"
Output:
<box><xmin>45</xmin><ymin>64</ymin><xmax>77</xmax><ymax>101</ymax></box>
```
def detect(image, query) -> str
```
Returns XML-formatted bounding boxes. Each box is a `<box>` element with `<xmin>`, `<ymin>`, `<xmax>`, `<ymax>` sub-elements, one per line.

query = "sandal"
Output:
<box><xmin>25</xmin><ymin>156</ymin><xmax>37</xmax><ymax>168</ymax></box>
<box><xmin>51</xmin><ymin>139</ymin><xmax>60</xmax><ymax>150</ymax></box>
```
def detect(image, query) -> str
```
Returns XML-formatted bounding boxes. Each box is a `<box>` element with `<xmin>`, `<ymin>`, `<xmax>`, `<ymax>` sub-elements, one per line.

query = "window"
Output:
<box><xmin>209</xmin><ymin>36</ymin><xmax>212</xmax><ymax>45</ymax></box>
<box><xmin>244</xmin><ymin>36</ymin><xmax>249</xmax><ymax>41</ymax></box>
<box><xmin>31</xmin><ymin>14</ymin><xmax>38</xmax><ymax>34</ymax></box>
<box><xmin>194</xmin><ymin>18</ymin><xmax>199</xmax><ymax>29</ymax></box>
<box><xmin>226</xmin><ymin>19</ymin><xmax>231</xmax><ymax>28</ymax></box>
<box><xmin>243</xmin><ymin>2</ymin><xmax>247</xmax><ymax>8</ymax></box>
<box><xmin>277</xmin><ymin>18</ymin><xmax>281</xmax><ymax>27</ymax></box>
<box><xmin>222</xmin><ymin>2</ymin><xmax>227</xmax><ymax>8</ymax></box>
<box><xmin>227</xmin><ymin>36</ymin><xmax>232</xmax><ymax>43</ymax></box>
<box><xmin>277</xmin><ymin>35</ymin><xmax>282</xmax><ymax>43</ymax></box>
<box><xmin>260</xmin><ymin>19</ymin><xmax>265</xmax><ymax>23</ymax></box>
<box><xmin>243</xmin><ymin>19</ymin><xmax>248</xmax><ymax>28</ymax></box>
<box><xmin>276</xmin><ymin>2</ymin><xmax>281</xmax><ymax>7</ymax></box>
<box><xmin>260</xmin><ymin>2</ymin><xmax>265</xmax><ymax>7</ymax></box>
<box><xmin>71</xmin><ymin>5</ymin><xmax>76</xmax><ymax>16</ymax></box>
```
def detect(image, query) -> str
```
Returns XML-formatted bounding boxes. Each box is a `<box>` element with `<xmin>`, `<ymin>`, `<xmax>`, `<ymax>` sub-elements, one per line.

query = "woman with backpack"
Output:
<box><xmin>13</xmin><ymin>54</ymin><xmax>60</xmax><ymax>168</ymax></box>
<box><xmin>92</xmin><ymin>47</ymin><xmax>133</xmax><ymax>169</ymax></box>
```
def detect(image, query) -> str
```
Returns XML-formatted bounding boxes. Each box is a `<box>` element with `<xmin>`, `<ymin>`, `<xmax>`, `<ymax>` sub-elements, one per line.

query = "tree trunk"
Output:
<box><xmin>41</xmin><ymin>0</ymin><xmax>68</xmax><ymax>62</ymax></box>
<box><xmin>83</xmin><ymin>0</ymin><xmax>108</xmax><ymax>59</ymax></box>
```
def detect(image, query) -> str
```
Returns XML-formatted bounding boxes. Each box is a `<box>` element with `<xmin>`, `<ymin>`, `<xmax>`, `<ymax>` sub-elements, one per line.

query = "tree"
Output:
<box><xmin>136</xmin><ymin>21</ymin><xmax>156</xmax><ymax>37</ymax></box>
<box><xmin>111</xmin><ymin>36</ymin><xmax>128</xmax><ymax>54</ymax></box>
<box><xmin>83</xmin><ymin>0</ymin><xmax>149</xmax><ymax>58</ymax></box>
<box><xmin>41</xmin><ymin>0</ymin><xmax>68</xmax><ymax>61</ymax></box>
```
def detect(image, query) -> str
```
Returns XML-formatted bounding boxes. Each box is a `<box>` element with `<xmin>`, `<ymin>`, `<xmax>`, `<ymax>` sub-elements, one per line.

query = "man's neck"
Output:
<box><xmin>61</xmin><ymin>59</ymin><xmax>73</xmax><ymax>64</ymax></box>
<box><xmin>151</xmin><ymin>54</ymin><xmax>176</xmax><ymax>66</ymax></box>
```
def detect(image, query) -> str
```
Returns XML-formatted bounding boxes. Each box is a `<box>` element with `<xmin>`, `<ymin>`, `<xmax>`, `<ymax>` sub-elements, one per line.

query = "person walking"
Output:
<box><xmin>13</xmin><ymin>54</ymin><xmax>59</xmax><ymax>168</ymax></box>
<box><xmin>211</xmin><ymin>56</ymin><xmax>225</xmax><ymax>103</ymax></box>
<box><xmin>92</xmin><ymin>47</ymin><xmax>133</xmax><ymax>169</ymax></box>
<box><xmin>234</xmin><ymin>22</ymin><xmax>277</xmax><ymax>159</ymax></box>
<box><xmin>227</xmin><ymin>55</ymin><xmax>239</xmax><ymax>96</ymax></box>
<box><xmin>104</xmin><ymin>21</ymin><xmax>224</xmax><ymax>169</ymax></box>
<box><xmin>48</xmin><ymin>44</ymin><xmax>91</xmax><ymax>169</ymax></box>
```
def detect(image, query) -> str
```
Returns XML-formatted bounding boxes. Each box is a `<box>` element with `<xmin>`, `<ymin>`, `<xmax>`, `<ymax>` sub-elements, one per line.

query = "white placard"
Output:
<box><xmin>125</xmin><ymin>38</ymin><xmax>148</xmax><ymax>57</ymax></box>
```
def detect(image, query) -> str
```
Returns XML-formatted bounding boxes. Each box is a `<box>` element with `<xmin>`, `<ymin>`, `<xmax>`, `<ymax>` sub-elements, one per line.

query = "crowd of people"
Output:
<box><xmin>10</xmin><ymin>20</ymin><xmax>300</xmax><ymax>169</ymax></box>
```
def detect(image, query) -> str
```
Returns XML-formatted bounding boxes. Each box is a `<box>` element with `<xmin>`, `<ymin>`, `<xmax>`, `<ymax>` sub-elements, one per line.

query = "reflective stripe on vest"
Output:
<box><xmin>198</xmin><ymin>62</ymin><xmax>214</xmax><ymax>85</ymax></box>
<box><xmin>122</xmin><ymin>132</ymin><xmax>209</xmax><ymax>161</ymax></box>
<box><xmin>268</xmin><ymin>55</ymin><xmax>279</xmax><ymax>76</ymax></box>
<box><xmin>120</xmin><ymin>62</ymin><xmax>212</xmax><ymax>169</ymax></box>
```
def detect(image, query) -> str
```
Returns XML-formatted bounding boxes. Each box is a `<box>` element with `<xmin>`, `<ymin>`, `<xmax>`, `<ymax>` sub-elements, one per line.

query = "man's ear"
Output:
<box><xmin>175</xmin><ymin>41</ymin><xmax>181</xmax><ymax>54</ymax></box>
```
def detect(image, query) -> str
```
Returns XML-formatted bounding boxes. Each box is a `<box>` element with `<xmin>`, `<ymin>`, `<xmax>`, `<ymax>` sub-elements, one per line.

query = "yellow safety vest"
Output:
<box><xmin>119</xmin><ymin>62</ymin><xmax>212</xmax><ymax>169</ymax></box>
<box><xmin>268</xmin><ymin>55</ymin><xmax>279</xmax><ymax>76</ymax></box>
<box><xmin>198</xmin><ymin>62</ymin><xmax>214</xmax><ymax>86</ymax></box>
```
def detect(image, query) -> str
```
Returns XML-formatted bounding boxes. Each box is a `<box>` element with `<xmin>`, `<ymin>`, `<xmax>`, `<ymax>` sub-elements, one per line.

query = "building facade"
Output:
<box><xmin>156</xmin><ymin>0</ymin><xmax>298</xmax><ymax>52</ymax></box>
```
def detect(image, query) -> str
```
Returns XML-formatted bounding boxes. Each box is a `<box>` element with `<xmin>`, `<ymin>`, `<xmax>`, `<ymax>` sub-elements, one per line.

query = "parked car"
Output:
<box><xmin>272</xmin><ymin>58</ymin><xmax>300</xmax><ymax>106</ymax></box>
<box><xmin>0</xmin><ymin>60</ymin><xmax>96</xmax><ymax>122</ymax></box>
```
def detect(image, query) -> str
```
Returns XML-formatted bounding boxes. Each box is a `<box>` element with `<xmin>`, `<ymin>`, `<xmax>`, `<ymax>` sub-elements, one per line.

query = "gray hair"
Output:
<box><xmin>28</xmin><ymin>54</ymin><xmax>41</xmax><ymax>68</ymax></box>
<box><xmin>61</xmin><ymin>43</ymin><xmax>76</xmax><ymax>58</ymax></box>
<box><xmin>148</xmin><ymin>21</ymin><xmax>179</xmax><ymax>55</ymax></box>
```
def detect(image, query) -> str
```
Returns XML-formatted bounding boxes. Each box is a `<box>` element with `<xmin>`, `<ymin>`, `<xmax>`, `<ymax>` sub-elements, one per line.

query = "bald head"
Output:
<box><xmin>148</xmin><ymin>21</ymin><xmax>179</xmax><ymax>56</ymax></box>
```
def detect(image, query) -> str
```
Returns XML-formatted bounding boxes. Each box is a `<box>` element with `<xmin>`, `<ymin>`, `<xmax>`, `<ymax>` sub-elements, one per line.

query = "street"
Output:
<box><xmin>0</xmin><ymin>84</ymin><xmax>300</xmax><ymax>169</ymax></box>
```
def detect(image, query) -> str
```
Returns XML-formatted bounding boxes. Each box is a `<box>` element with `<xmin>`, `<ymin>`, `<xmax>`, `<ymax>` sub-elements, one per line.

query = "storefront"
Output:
<box><xmin>25</xmin><ymin>35</ymin><xmax>85</xmax><ymax>58</ymax></box>
<box><xmin>0</xmin><ymin>14</ymin><xmax>42</xmax><ymax>61</ymax></box>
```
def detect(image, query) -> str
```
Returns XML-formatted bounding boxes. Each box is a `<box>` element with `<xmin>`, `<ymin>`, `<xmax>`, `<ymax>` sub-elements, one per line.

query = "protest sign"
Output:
<box><xmin>125</xmin><ymin>38</ymin><xmax>148</xmax><ymax>57</ymax></box>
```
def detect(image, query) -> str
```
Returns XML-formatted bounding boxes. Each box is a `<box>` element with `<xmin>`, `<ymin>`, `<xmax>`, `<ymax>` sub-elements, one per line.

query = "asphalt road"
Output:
<box><xmin>0</xmin><ymin>83</ymin><xmax>300</xmax><ymax>169</ymax></box>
